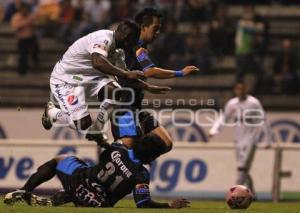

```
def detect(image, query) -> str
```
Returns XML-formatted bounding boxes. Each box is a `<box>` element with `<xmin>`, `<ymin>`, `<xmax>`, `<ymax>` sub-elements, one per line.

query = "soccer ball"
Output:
<box><xmin>226</xmin><ymin>185</ymin><xmax>253</xmax><ymax>209</ymax></box>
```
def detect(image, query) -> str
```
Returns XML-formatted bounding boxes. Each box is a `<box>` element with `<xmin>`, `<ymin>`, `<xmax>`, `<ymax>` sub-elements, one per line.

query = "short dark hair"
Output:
<box><xmin>116</xmin><ymin>20</ymin><xmax>140</xmax><ymax>36</ymax></box>
<box><xmin>133</xmin><ymin>134</ymin><xmax>166</xmax><ymax>164</ymax></box>
<box><xmin>134</xmin><ymin>8</ymin><xmax>162</xmax><ymax>26</ymax></box>
<box><xmin>115</xmin><ymin>20</ymin><xmax>140</xmax><ymax>43</ymax></box>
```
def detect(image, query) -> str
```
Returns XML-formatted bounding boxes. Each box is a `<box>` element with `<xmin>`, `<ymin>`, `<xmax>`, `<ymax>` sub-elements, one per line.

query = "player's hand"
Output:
<box><xmin>126</xmin><ymin>70</ymin><xmax>144</xmax><ymax>79</ymax></box>
<box><xmin>146</xmin><ymin>85</ymin><xmax>171</xmax><ymax>94</ymax></box>
<box><xmin>168</xmin><ymin>198</ymin><xmax>190</xmax><ymax>209</ymax></box>
<box><xmin>182</xmin><ymin>66</ymin><xmax>199</xmax><ymax>76</ymax></box>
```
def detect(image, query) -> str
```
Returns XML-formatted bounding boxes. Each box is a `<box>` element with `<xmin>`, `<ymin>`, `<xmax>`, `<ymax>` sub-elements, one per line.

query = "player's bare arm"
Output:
<box><xmin>91</xmin><ymin>53</ymin><xmax>144</xmax><ymax>79</ymax></box>
<box><xmin>133</xmin><ymin>183</ymin><xmax>189</xmax><ymax>209</ymax></box>
<box><xmin>143</xmin><ymin>66</ymin><xmax>199</xmax><ymax>79</ymax></box>
<box><xmin>136</xmin><ymin>79</ymin><xmax>171</xmax><ymax>94</ymax></box>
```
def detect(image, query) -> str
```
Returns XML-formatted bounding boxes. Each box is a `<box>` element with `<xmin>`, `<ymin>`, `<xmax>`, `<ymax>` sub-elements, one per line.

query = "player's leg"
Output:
<box><xmin>85</xmin><ymin>80</ymin><xmax>122</xmax><ymax>143</ymax></box>
<box><xmin>235</xmin><ymin>142</ymin><xmax>256</xmax><ymax>194</ymax></box>
<box><xmin>111</xmin><ymin>108</ymin><xmax>142</xmax><ymax>147</ymax></box>
<box><xmin>4</xmin><ymin>155</ymin><xmax>67</xmax><ymax>205</ymax></box>
<box><xmin>111</xmin><ymin>110</ymin><xmax>172</xmax><ymax>155</ymax></box>
<box><xmin>42</xmin><ymin>83</ymin><xmax>81</xmax><ymax>130</ymax></box>
<box><xmin>140</xmin><ymin>111</ymin><xmax>173</xmax><ymax>154</ymax></box>
<box><xmin>150</xmin><ymin>126</ymin><xmax>173</xmax><ymax>153</ymax></box>
<box><xmin>244</xmin><ymin>144</ymin><xmax>256</xmax><ymax>196</ymax></box>
<box><xmin>42</xmin><ymin>101</ymin><xmax>75</xmax><ymax>130</ymax></box>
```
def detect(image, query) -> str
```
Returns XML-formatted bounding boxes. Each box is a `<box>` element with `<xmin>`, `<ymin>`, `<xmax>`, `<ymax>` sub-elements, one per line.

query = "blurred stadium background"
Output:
<box><xmin>0</xmin><ymin>0</ymin><xmax>299</xmax><ymax>205</ymax></box>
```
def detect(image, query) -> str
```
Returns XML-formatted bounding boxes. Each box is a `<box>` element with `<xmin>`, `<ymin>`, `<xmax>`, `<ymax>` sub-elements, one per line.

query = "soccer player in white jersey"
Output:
<box><xmin>209</xmin><ymin>82</ymin><xmax>273</xmax><ymax>196</ymax></box>
<box><xmin>42</xmin><ymin>21</ymin><xmax>145</xmax><ymax>143</ymax></box>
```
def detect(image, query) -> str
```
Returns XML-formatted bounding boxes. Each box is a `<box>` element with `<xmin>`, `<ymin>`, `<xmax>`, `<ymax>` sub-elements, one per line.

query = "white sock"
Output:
<box><xmin>48</xmin><ymin>107</ymin><xmax>75</xmax><ymax>129</ymax></box>
<box><xmin>85</xmin><ymin>99</ymin><xmax>118</xmax><ymax>135</ymax></box>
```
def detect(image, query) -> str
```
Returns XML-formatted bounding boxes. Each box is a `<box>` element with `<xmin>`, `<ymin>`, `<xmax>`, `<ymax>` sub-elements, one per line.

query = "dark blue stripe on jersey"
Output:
<box><xmin>118</xmin><ymin>111</ymin><xmax>137</xmax><ymax>137</ymax></box>
<box><xmin>135</xmin><ymin>187</ymin><xmax>150</xmax><ymax>194</ymax></box>
<box><xmin>56</xmin><ymin>156</ymin><xmax>88</xmax><ymax>175</ymax></box>
<box><xmin>136</xmin><ymin>198</ymin><xmax>151</xmax><ymax>206</ymax></box>
<box><xmin>136</xmin><ymin>51</ymin><xmax>149</xmax><ymax>63</ymax></box>
<box><xmin>128</xmin><ymin>149</ymin><xmax>140</xmax><ymax>164</ymax></box>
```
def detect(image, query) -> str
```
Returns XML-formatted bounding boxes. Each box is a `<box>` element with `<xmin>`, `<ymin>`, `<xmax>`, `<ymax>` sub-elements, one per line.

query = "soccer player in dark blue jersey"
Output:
<box><xmin>112</xmin><ymin>8</ymin><xmax>199</xmax><ymax>154</ymax></box>
<box><xmin>4</xmin><ymin>134</ymin><xmax>189</xmax><ymax>209</ymax></box>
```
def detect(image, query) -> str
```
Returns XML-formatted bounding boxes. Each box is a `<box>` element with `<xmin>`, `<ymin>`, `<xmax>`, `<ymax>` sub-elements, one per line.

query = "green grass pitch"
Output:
<box><xmin>1</xmin><ymin>198</ymin><xmax>300</xmax><ymax>213</ymax></box>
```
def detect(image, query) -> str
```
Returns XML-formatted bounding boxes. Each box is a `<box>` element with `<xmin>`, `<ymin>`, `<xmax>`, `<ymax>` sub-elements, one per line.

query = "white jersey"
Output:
<box><xmin>50</xmin><ymin>30</ymin><xmax>126</xmax><ymax>84</ymax></box>
<box><xmin>209</xmin><ymin>95</ymin><xmax>272</xmax><ymax>145</ymax></box>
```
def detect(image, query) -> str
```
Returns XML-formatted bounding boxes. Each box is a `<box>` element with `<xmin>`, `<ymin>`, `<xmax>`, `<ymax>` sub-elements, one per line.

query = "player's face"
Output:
<box><xmin>141</xmin><ymin>17</ymin><xmax>161</xmax><ymax>43</ymax></box>
<box><xmin>116</xmin><ymin>30</ymin><xmax>139</xmax><ymax>50</ymax></box>
<box><xmin>234</xmin><ymin>84</ymin><xmax>247</xmax><ymax>100</ymax></box>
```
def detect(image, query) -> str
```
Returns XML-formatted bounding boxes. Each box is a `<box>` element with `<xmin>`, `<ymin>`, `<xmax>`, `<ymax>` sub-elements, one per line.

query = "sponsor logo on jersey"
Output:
<box><xmin>135</xmin><ymin>184</ymin><xmax>150</xmax><ymax>194</ymax></box>
<box><xmin>93</xmin><ymin>43</ymin><xmax>107</xmax><ymax>51</ymax></box>
<box><xmin>111</xmin><ymin>151</ymin><xmax>133</xmax><ymax>178</ymax></box>
<box><xmin>67</xmin><ymin>95</ymin><xmax>78</xmax><ymax>105</ymax></box>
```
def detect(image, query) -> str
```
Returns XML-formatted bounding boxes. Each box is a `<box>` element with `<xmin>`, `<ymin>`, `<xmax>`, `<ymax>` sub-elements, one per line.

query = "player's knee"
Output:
<box><xmin>74</xmin><ymin>115</ymin><xmax>92</xmax><ymax>130</ymax></box>
<box><xmin>165</xmin><ymin>142</ymin><xmax>173</xmax><ymax>153</ymax></box>
<box><xmin>98</xmin><ymin>83</ymin><xmax>121</xmax><ymax>102</ymax></box>
<box><xmin>154</xmin><ymin>135</ymin><xmax>173</xmax><ymax>155</ymax></box>
<box><xmin>158</xmin><ymin>136</ymin><xmax>173</xmax><ymax>154</ymax></box>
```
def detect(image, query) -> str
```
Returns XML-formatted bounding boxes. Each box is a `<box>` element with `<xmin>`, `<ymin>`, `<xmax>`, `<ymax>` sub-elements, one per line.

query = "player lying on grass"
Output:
<box><xmin>4</xmin><ymin>134</ymin><xmax>189</xmax><ymax>209</ymax></box>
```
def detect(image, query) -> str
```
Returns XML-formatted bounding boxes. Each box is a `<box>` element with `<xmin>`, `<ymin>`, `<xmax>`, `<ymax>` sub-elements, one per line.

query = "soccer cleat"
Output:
<box><xmin>42</xmin><ymin>101</ymin><xmax>55</xmax><ymax>130</ymax></box>
<box><xmin>3</xmin><ymin>189</ymin><xmax>26</xmax><ymax>205</ymax></box>
<box><xmin>24</xmin><ymin>193</ymin><xmax>53</xmax><ymax>206</ymax></box>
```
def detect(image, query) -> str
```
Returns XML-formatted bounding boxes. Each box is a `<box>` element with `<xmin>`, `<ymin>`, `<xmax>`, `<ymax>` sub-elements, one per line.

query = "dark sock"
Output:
<box><xmin>21</xmin><ymin>159</ymin><xmax>57</xmax><ymax>192</ymax></box>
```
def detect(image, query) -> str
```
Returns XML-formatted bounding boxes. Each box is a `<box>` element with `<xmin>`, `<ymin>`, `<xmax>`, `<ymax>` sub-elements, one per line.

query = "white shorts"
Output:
<box><xmin>235</xmin><ymin>143</ymin><xmax>256</xmax><ymax>170</ymax></box>
<box><xmin>50</xmin><ymin>77</ymin><xmax>121</xmax><ymax>121</ymax></box>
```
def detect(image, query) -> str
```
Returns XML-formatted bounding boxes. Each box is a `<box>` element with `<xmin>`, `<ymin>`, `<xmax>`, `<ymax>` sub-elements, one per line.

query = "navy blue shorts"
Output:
<box><xmin>111</xmin><ymin>110</ymin><xmax>159</xmax><ymax>140</ymax></box>
<box><xmin>56</xmin><ymin>156</ymin><xmax>89</xmax><ymax>175</ymax></box>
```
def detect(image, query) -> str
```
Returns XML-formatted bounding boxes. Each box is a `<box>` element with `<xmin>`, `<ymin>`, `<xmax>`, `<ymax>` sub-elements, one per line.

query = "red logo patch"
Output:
<box><xmin>67</xmin><ymin>95</ymin><xmax>78</xmax><ymax>105</ymax></box>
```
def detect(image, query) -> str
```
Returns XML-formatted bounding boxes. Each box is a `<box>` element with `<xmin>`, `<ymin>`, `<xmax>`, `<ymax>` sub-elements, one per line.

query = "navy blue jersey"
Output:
<box><xmin>118</xmin><ymin>44</ymin><xmax>155</xmax><ymax>110</ymax></box>
<box><xmin>59</xmin><ymin>143</ymin><xmax>151</xmax><ymax>207</ymax></box>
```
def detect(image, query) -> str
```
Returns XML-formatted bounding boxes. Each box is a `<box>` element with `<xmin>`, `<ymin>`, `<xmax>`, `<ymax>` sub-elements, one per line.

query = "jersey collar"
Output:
<box><xmin>128</xmin><ymin>149</ymin><xmax>141</xmax><ymax>164</ymax></box>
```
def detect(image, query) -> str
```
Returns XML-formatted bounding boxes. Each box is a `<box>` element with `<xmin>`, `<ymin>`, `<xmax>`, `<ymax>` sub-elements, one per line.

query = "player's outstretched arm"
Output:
<box><xmin>143</xmin><ymin>66</ymin><xmax>199</xmax><ymax>79</ymax></box>
<box><xmin>136</xmin><ymin>47</ymin><xmax>199</xmax><ymax>79</ymax></box>
<box><xmin>91</xmin><ymin>53</ymin><xmax>144</xmax><ymax>79</ymax></box>
<box><xmin>133</xmin><ymin>183</ymin><xmax>189</xmax><ymax>209</ymax></box>
<box><xmin>136</xmin><ymin>79</ymin><xmax>171</xmax><ymax>94</ymax></box>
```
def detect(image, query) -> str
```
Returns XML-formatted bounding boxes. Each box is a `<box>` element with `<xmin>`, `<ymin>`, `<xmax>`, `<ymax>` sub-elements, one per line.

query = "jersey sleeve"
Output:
<box><xmin>133</xmin><ymin>167</ymin><xmax>169</xmax><ymax>208</ymax></box>
<box><xmin>88</xmin><ymin>37</ymin><xmax>112</xmax><ymax>57</ymax></box>
<box><xmin>135</xmin><ymin>48</ymin><xmax>155</xmax><ymax>71</ymax></box>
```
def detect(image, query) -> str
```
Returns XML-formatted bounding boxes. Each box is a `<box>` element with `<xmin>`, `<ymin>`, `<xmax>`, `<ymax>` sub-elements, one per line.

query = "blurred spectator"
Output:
<box><xmin>57</xmin><ymin>0</ymin><xmax>75</xmax><ymax>42</ymax></box>
<box><xmin>112</xmin><ymin>0</ymin><xmax>133</xmax><ymax>22</ymax></box>
<box><xmin>150</xmin><ymin>20</ymin><xmax>184</xmax><ymax>67</ymax></box>
<box><xmin>253</xmin><ymin>6</ymin><xmax>269</xmax><ymax>61</ymax></box>
<box><xmin>35</xmin><ymin>0</ymin><xmax>60</xmax><ymax>36</ymax></box>
<box><xmin>235</xmin><ymin>5</ymin><xmax>264</xmax><ymax>94</ymax></box>
<box><xmin>0</xmin><ymin>4</ymin><xmax>4</xmax><ymax>22</ymax></box>
<box><xmin>208</xmin><ymin>5</ymin><xmax>234</xmax><ymax>57</ymax></box>
<box><xmin>180</xmin><ymin>0</ymin><xmax>210</xmax><ymax>22</ymax></box>
<box><xmin>272</xmin><ymin>39</ymin><xmax>299</xmax><ymax>94</ymax></box>
<box><xmin>69</xmin><ymin>12</ymin><xmax>95</xmax><ymax>43</ymax></box>
<box><xmin>10</xmin><ymin>2</ymin><xmax>39</xmax><ymax>75</ymax></box>
<box><xmin>84</xmin><ymin>0</ymin><xmax>111</xmax><ymax>27</ymax></box>
<box><xmin>3</xmin><ymin>0</ymin><xmax>22</xmax><ymax>22</ymax></box>
<box><xmin>182</xmin><ymin>33</ymin><xmax>212</xmax><ymax>74</ymax></box>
